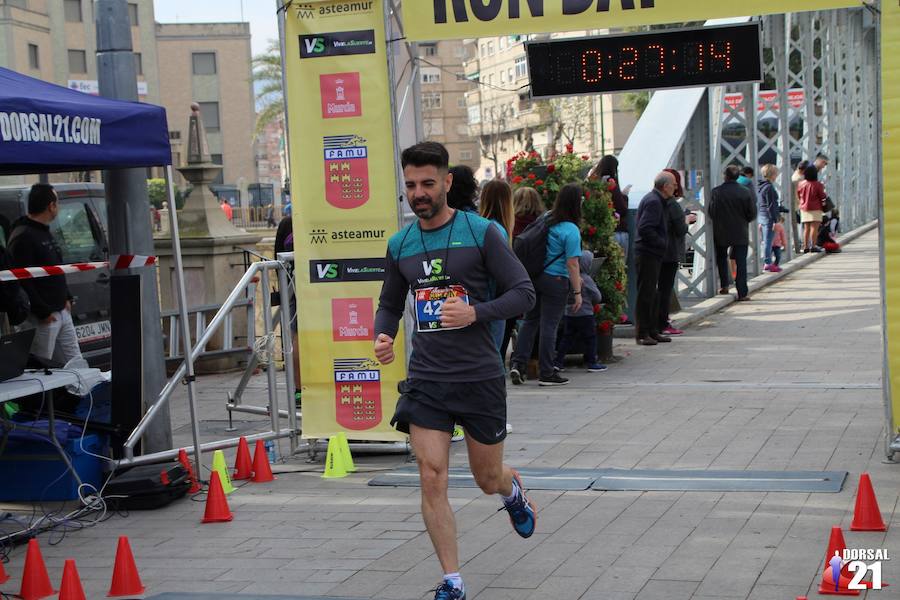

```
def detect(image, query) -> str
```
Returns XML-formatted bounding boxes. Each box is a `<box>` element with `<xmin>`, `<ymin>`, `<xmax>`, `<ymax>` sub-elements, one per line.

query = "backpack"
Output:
<box><xmin>513</xmin><ymin>212</ymin><xmax>564</xmax><ymax>279</ymax></box>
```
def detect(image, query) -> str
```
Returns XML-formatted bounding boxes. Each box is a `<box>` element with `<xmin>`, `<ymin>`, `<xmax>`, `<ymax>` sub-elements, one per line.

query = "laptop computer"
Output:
<box><xmin>0</xmin><ymin>328</ymin><xmax>36</xmax><ymax>382</ymax></box>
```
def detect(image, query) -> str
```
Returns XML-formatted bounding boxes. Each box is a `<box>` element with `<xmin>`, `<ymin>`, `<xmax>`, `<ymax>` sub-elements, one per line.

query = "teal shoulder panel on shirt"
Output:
<box><xmin>387</xmin><ymin>212</ymin><xmax>492</xmax><ymax>261</ymax></box>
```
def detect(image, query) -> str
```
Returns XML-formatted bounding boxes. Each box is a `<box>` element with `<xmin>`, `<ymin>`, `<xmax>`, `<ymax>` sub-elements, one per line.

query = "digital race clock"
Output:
<box><xmin>526</xmin><ymin>23</ymin><xmax>762</xmax><ymax>98</ymax></box>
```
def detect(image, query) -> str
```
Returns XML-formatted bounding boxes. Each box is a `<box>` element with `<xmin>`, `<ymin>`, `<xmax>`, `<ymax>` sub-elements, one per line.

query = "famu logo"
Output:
<box><xmin>295</xmin><ymin>1</ymin><xmax>374</xmax><ymax>19</ymax></box>
<box><xmin>323</xmin><ymin>134</ymin><xmax>369</xmax><ymax>209</ymax></box>
<box><xmin>333</xmin><ymin>358</ymin><xmax>381</xmax><ymax>430</ymax></box>
<box><xmin>431</xmin><ymin>0</ymin><xmax>654</xmax><ymax>24</ymax></box>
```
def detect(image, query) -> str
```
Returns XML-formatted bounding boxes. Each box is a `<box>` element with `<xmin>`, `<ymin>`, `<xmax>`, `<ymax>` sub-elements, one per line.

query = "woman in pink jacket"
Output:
<box><xmin>797</xmin><ymin>164</ymin><xmax>827</xmax><ymax>253</ymax></box>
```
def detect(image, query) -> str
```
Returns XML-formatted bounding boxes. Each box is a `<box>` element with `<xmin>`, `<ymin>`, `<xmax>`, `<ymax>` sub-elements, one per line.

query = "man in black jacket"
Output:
<box><xmin>709</xmin><ymin>166</ymin><xmax>757</xmax><ymax>300</ymax></box>
<box><xmin>7</xmin><ymin>184</ymin><xmax>82</xmax><ymax>364</ymax></box>
<box><xmin>634</xmin><ymin>171</ymin><xmax>676</xmax><ymax>346</ymax></box>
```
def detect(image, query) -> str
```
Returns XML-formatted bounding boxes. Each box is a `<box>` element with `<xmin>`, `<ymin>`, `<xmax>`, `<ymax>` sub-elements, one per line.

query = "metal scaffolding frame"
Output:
<box><xmin>674</xmin><ymin>8</ymin><xmax>878</xmax><ymax>299</ymax></box>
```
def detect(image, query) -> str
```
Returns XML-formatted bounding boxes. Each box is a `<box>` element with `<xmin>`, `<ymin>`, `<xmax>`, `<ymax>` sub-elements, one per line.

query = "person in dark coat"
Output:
<box><xmin>633</xmin><ymin>171</ymin><xmax>676</xmax><ymax>346</ymax></box>
<box><xmin>709</xmin><ymin>165</ymin><xmax>757</xmax><ymax>300</ymax></box>
<box><xmin>657</xmin><ymin>169</ymin><xmax>694</xmax><ymax>336</ymax></box>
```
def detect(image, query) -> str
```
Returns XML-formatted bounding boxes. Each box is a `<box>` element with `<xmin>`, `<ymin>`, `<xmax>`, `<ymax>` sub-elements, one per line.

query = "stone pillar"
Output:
<box><xmin>155</xmin><ymin>103</ymin><xmax>261</xmax><ymax>372</ymax></box>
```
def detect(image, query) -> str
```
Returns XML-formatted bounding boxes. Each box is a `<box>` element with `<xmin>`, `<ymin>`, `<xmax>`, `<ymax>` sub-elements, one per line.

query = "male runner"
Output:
<box><xmin>374</xmin><ymin>142</ymin><xmax>536</xmax><ymax>600</ymax></box>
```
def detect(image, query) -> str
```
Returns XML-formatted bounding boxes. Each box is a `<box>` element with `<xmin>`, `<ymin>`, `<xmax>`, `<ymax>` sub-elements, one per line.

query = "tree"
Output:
<box><xmin>546</xmin><ymin>96</ymin><xmax>594</xmax><ymax>153</ymax></box>
<box><xmin>622</xmin><ymin>92</ymin><xmax>650</xmax><ymax>118</ymax></box>
<box><xmin>476</xmin><ymin>103</ymin><xmax>513</xmax><ymax>178</ymax></box>
<box><xmin>252</xmin><ymin>40</ymin><xmax>284</xmax><ymax>136</ymax></box>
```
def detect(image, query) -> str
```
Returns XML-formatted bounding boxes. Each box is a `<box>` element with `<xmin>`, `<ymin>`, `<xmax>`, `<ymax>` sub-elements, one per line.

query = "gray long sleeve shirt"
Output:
<box><xmin>374</xmin><ymin>210</ymin><xmax>535</xmax><ymax>382</ymax></box>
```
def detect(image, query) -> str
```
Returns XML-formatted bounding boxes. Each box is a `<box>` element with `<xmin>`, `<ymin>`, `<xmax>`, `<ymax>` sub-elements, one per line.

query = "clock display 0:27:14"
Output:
<box><xmin>526</xmin><ymin>23</ymin><xmax>762</xmax><ymax>98</ymax></box>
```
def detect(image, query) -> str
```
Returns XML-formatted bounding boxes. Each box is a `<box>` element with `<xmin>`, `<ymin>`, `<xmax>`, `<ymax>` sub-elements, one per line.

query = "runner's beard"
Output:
<box><xmin>411</xmin><ymin>190</ymin><xmax>447</xmax><ymax>221</ymax></box>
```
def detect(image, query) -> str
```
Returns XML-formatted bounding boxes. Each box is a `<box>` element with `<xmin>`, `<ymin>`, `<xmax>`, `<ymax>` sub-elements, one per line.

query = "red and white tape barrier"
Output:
<box><xmin>0</xmin><ymin>255</ymin><xmax>156</xmax><ymax>282</ymax></box>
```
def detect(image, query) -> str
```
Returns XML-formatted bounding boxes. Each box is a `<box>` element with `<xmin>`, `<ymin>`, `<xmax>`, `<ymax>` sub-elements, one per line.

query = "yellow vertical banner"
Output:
<box><xmin>283</xmin><ymin>0</ymin><xmax>406</xmax><ymax>441</ymax></box>
<box><xmin>883</xmin><ymin>2</ymin><xmax>900</xmax><ymax>439</ymax></box>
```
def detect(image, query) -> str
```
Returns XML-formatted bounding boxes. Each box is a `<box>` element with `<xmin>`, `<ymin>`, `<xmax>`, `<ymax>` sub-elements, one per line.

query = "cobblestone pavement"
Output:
<box><xmin>2</xmin><ymin>230</ymin><xmax>896</xmax><ymax>599</ymax></box>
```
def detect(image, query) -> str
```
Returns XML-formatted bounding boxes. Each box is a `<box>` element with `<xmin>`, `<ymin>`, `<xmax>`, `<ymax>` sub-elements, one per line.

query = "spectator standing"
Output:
<box><xmin>554</xmin><ymin>250</ymin><xmax>606</xmax><ymax>372</ymax></box>
<box><xmin>220</xmin><ymin>198</ymin><xmax>233</xmax><ymax>221</ymax></box>
<box><xmin>772</xmin><ymin>217</ymin><xmax>787</xmax><ymax>266</ymax></box>
<box><xmin>274</xmin><ymin>214</ymin><xmax>302</xmax><ymax>406</ymax></box>
<box><xmin>738</xmin><ymin>166</ymin><xmax>755</xmax><ymax>187</ymax></box>
<box><xmin>709</xmin><ymin>166</ymin><xmax>756</xmax><ymax>301</ymax></box>
<box><xmin>591</xmin><ymin>155</ymin><xmax>631</xmax><ymax>260</ymax></box>
<box><xmin>658</xmin><ymin>169</ymin><xmax>692</xmax><ymax>336</ymax></box>
<box><xmin>791</xmin><ymin>160</ymin><xmax>810</xmax><ymax>253</ymax></box>
<box><xmin>0</xmin><ymin>243</ymin><xmax>30</xmax><ymax>327</ymax></box>
<box><xmin>633</xmin><ymin>172</ymin><xmax>676</xmax><ymax>345</ymax></box>
<box><xmin>510</xmin><ymin>183</ymin><xmax>584</xmax><ymax>386</ymax></box>
<box><xmin>265</xmin><ymin>204</ymin><xmax>277</xmax><ymax>227</ymax></box>
<box><xmin>798</xmin><ymin>164</ymin><xmax>827</xmax><ymax>253</ymax></box>
<box><xmin>7</xmin><ymin>184</ymin><xmax>82</xmax><ymax>364</ymax></box>
<box><xmin>447</xmin><ymin>165</ymin><xmax>479</xmax><ymax>213</ymax></box>
<box><xmin>479</xmin><ymin>180</ymin><xmax>515</xmax><ymax>352</ymax></box>
<box><xmin>757</xmin><ymin>164</ymin><xmax>782</xmax><ymax>272</ymax></box>
<box><xmin>814</xmin><ymin>152</ymin><xmax>829</xmax><ymax>184</ymax></box>
<box><xmin>512</xmin><ymin>186</ymin><xmax>542</xmax><ymax>237</ymax></box>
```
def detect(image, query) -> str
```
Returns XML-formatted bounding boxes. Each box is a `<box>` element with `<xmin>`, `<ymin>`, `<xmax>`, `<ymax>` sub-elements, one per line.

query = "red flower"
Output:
<box><xmin>546</xmin><ymin>164</ymin><xmax>556</xmax><ymax>173</ymax></box>
<box><xmin>565</xmin><ymin>143</ymin><xmax>574</xmax><ymax>153</ymax></box>
<box><xmin>535</xmin><ymin>179</ymin><xmax>544</xmax><ymax>186</ymax></box>
<box><xmin>582</xmin><ymin>154</ymin><xmax>590</xmax><ymax>160</ymax></box>
<box><xmin>620</xmin><ymin>314</ymin><xmax>628</xmax><ymax>323</ymax></box>
<box><xmin>592</xmin><ymin>304</ymin><xmax>601</xmax><ymax>314</ymax></box>
<box><xmin>607</xmin><ymin>181</ymin><xmax>617</xmax><ymax>191</ymax></box>
<box><xmin>614</xmin><ymin>281</ymin><xmax>624</xmax><ymax>292</ymax></box>
<box><xmin>584</xmin><ymin>189</ymin><xmax>590</xmax><ymax>199</ymax></box>
<box><xmin>528</xmin><ymin>173</ymin><xmax>536</xmax><ymax>180</ymax></box>
<box><xmin>588</xmin><ymin>226</ymin><xmax>597</xmax><ymax>236</ymax></box>
<box><xmin>599</xmin><ymin>320</ymin><xmax>612</xmax><ymax>333</ymax></box>
<box><xmin>512</xmin><ymin>176</ymin><xmax>523</xmax><ymax>184</ymax></box>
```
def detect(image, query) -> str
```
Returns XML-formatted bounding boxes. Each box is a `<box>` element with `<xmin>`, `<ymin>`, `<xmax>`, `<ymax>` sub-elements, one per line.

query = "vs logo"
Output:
<box><xmin>303</xmin><ymin>37</ymin><xmax>326</xmax><ymax>55</ymax></box>
<box><xmin>422</xmin><ymin>259</ymin><xmax>443</xmax><ymax>277</ymax></box>
<box><xmin>316</xmin><ymin>263</ymin><xmax>339</xmax><ymax>279</ymax></box>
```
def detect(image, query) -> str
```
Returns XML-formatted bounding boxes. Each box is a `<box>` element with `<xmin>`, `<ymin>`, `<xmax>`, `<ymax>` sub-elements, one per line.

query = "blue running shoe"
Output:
<box><xmin>433</xmin><ymin>581</ymin><xmax>466</xmax><ymax>600</ymax></box>
<box><xmin>501</xmin><ymin>470</ymin><xmax>536</xmax><ymax>538</ymax></box>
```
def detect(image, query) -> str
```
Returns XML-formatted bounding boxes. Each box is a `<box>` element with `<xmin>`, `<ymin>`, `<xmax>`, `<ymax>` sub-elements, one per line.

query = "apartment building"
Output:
<box><xmin>417</xmin><ymin>40</ymin><xmax>480</xmax><ymax>170</ymax></box>
<box><xmin>156</xmin><ymin>22</ymin><xmax>257</xmax><ymax>190</ymax></box>
<box><xmin>464</xmin><ymin>33</ymin><xmax>638</xmax><ymax>179</ymax></box>
<box><xmin>0</xmin><ymin>0</ymin><xmax>257</xmax><ymax>191</ymax></box>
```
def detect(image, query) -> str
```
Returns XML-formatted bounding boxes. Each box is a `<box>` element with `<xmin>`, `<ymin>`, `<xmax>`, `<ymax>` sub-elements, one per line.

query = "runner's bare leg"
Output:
<box><xmin>466</xmin><ymin>436</ymin><xmax>513</xmax><ymax>497</ymax></box>
<box><xmin>410</xmin><ymin>424</ymin><xmax>459</xmax><ymax>573</ymax></box>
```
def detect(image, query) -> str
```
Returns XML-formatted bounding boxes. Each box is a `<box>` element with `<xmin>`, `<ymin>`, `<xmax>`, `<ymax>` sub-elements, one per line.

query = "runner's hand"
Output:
<box><xmin>440</xmin><ymin>297</ymin><xmax>475</xmax><ymax>328</ymax></box>
<box><xmin>374</xmin><ymin>333</ymin><xmax>395</xmax><ymax>365</ymax></box>
<box><xmin>43</xmin><ymin>313</ymin><xmax>57</xmax><ymax>324</ymax></box>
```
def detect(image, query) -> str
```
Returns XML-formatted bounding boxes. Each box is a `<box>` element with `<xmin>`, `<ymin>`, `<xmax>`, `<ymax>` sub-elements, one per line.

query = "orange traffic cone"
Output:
<box><xmin>202</xmin><ymin>470</ymin><xmax>234</xmax><ymax>523</ymax></box>
<box><xmin>58</xmin><ymin>559</ymin><xmax>86</xmax><ymax>600</ymax></box>
<box><xmin>251</xmin><ymin>439</ymin><xmax>275</xmax><ymax>483</ymax></box>
<box><xmin>178</xmin><ymin>448</ymin><xmax>202</xmax><ymax>494</ymax></box>
<box><xmin>19</xmin><ymin>538</ymin><xmax>54</xmax><ymax>600</ymax></box>
<box><xmin>850</xmin><ymin>473</ymin><xmax>887</xmax><ymax>531</ymax></box>
<box><xmin>107</xmin><ymin>536</ymin><xmax>145</xmax><ymax>597</ymax></box>
<box><xmin>818</xmin><ymin>563</ymin><xmax>860</xmax><ymax>596</ymax></box>
<box><xmin>233</xmin><ymin>436</ymin><xmax>253</xmax><ymax>481</ymax></box>
<box><xmin>0</xmin><ymin>559</ymin><xmax>9</xmax><ymax>584</ymax></box>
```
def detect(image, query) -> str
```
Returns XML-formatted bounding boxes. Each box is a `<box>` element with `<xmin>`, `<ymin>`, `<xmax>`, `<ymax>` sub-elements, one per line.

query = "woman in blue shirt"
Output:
<box><xmin>510</xmin><ymin>183</ymin><xmax>584</xmax><ymax>386</ymax></box>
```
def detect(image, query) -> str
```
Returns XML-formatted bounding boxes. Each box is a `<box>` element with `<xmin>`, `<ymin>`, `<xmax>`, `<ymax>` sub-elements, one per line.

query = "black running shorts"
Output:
<box><xmin>391</xmin><ymin>377</ymin><xmax>507</xmax><ymax>445</ymax></box>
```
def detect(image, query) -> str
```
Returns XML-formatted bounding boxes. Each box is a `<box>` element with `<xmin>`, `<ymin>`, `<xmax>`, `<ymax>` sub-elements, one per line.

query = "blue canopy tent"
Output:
<box><xmin>0</xmin><ymin>66</ymin><xmax>202</xmax><ymax>474</ymax></box>
<box><xmin>0</xmin><ymin>66</ymin><xmax>170</xmax><ymax>175</ymax></box>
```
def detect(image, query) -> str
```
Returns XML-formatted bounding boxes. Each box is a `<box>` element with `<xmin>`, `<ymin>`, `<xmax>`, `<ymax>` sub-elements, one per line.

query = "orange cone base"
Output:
<box><xmin>818</xmin><ymin>567</ymin><xmax>860</xmax><ymax>596</ymax></box>
<box><xmin>107</xmin><ymin>536</ymin><xmax>145</xmax><ymax>597</ymax></box>
<box><xmin>178</xmin><ymin>449</ymin><xmax>203</xmax><ymax>494</ymax></box>
<box><xmin>58</xmin><ymin>559</ymin><xmax>86</xmax><ymax>600</ymax></box>
<box><xmin>19</xmin><ymin>539</ymin><xmax>55</xmax><ymax>600</ymax></box>
<box><xmin>233</xmin><ymin>437</ymin><xmax>253</xmax><ymax>480</ymax></box>
<box><xmin>251</xmin><ymin>439</ymin><xmax>275</xmax><ymax>483</ymax></box>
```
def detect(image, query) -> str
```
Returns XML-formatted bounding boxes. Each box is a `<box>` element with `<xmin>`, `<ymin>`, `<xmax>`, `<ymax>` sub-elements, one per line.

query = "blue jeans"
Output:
<box><xmin>760</xmin><ymin>220</ymin><xmax>775</xmax><ymax>265</ymax></box>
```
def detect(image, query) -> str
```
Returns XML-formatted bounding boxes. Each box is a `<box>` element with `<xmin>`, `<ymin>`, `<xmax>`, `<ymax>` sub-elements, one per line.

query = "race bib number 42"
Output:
<box><xmin>415</xmin><ymin>285</ymin><xmax>470</xmax><ymax>332</ymax></box>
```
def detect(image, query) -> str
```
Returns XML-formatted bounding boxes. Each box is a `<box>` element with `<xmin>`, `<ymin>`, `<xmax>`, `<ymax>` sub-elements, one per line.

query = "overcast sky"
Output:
<box><xmin>153</xmin><ymin>0</ymin><xmax>279</xmax><ymax>57</ymax></box>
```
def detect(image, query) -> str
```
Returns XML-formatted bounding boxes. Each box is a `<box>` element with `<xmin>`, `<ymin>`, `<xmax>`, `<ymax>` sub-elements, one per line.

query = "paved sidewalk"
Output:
<box><xmin>1</xmin><ymin>230</ymin><xmax>896</xmax><ymax>600</ymax></box>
